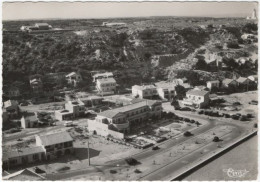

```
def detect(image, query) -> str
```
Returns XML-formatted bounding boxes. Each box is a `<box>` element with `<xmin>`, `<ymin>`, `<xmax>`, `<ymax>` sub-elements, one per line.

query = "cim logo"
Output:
<box><xmin>223</xmin><ymin>168</ymin><xmax>249</xmax><ymax>178</ymax></box>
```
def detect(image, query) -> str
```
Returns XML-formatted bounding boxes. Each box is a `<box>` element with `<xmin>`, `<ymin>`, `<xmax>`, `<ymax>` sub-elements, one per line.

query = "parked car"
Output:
<box><xmin>180</xmin><ymin>107</ymin><xmax>192</xmax><ymax>111</ymax></box>
<box><xmin>198</xmin><ymin>110</ymin><xmax>204</xmax><ymax>115</ymax></box>
<box><xmin>231</xmin><ymin>115</ymin><xmax>240</xmax><ymax>120</ymax></box>
<box><xmin>152</xmin><ymin>146</ymin><xmax>160</xmax><ymax>150</ymax></box>
<box><xmin>125</xmin><ymin>158</ymin><xmax>139</xmax><ymax>165</ymax></box>
<box><xmin>249</xmin><ymin>100</ymin><xmax>258</xmax><ymax>105</ymax></box>
<box><xmin>224</xmin><ymin>114</ymin><xmax>231</xmax><ymax>118</ymax></box>
<box><xmin>64</xmin><ymin>121</ymin><xmax>73</xmax><ymax>127</ymax></box>
<box><xmin>183</xmin><ymin>131</ymin><xmax>192</xmax><ymax>137</ymax></box>
<box><xmin>212</xmin><ymin>136</ymin><xmax>220</xmax><ymax>142</ymax></box>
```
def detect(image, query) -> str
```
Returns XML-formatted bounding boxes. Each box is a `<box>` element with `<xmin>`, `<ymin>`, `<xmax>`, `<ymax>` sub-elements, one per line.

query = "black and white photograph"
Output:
<box><xmin>1</xmin><ymin>1</ymin><xmax>258</xmax><ymax>181</ymax></box>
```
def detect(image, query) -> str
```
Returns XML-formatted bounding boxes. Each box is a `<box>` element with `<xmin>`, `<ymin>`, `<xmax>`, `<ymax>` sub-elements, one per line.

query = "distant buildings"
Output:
<box><xmin>80</xmin><ymin>96</ymin><xmax>104</xmax><ymax>107</ymax></box>
<box><xmin>93</xmin><ymin>72</ymin><xmax>113</xmax><ymax>82</ymax></box>
<box><xmin>102</xmin><ymin>22</ymin><xmax>126</xmax><ymax>27</ymax></box>
<box><xmin>20</xmin><ymin>23</ymin><xmax>52</xmax><ymax>32</ymax></box>
<box><xmin>21</xmin><ymin>112</ymin><xmax>39</xmax><ymax>129</ymax></box>
<box><xmin>206</xmin><ymin>80</ymin><xmax>220</xmax><ymax>90</ymax></box>
<box><xmin>6</xmin><ymin>86</ymin><xmax>21</xmax><ymax>98</ymax></box>
<box><xmin>222</xmin><ymin>79</ymin><xmax>237</xmax><ymax>88</ymax></box>
<box><xmin>3</xmin><ymin>100</ymin><xmax>19</xmax><ymax>118</ymax></box>
<box><xmin>180</xmin><ymin>89</ymin><xmax>210</xmax><ymax>108</ymax></box>
<box><xmin>96</xmin><ymin>78</ymin><xmax>117</xmax><ymax>95</ymax></box>
<box><xmin>30</xmin><ymin>78</ymin><xmax>43</xmax><ymax>94</ymax></box>
<box><xmin>65</xmin><ymin>72</ymin><xmax>82</xmax><ymax>87</ymax></box>
<box><xmin>132</xmin><ymin>85</ymin><xmax>158</xmax><ymax>99</ymax></box>
<box><xmin>55</xmin><ymin>100</ymin><xmax>85</xmax><ymax>121</ymax></box>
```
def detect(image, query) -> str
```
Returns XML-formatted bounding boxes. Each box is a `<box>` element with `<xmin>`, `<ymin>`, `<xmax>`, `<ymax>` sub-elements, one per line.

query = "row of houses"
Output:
<box><xmin>206</xmin><ymin>76</ymin><xmax>258</xmax><ymax>90</ymax></box>
<box><xmin>3</xmin><ymin>131</ymin><xmax>74</xmax><ymax>169</ymax></box>
<box><xmin>132</xmin><ymin>79</ymin><xmax>191</xmax><ymax>101</ymax></box>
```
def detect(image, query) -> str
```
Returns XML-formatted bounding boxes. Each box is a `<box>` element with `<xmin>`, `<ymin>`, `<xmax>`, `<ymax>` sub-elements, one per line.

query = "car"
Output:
<box><xmin>17</xmin><ymin>138</ymin><xmax>23</xmax><ymax>141</ymax></box>
<box><xmin>180</xmin><ymin>107</ymin><xmax>192</xmax><ymax>111</ymax></box>
<box><xmin>125</xmin><ymin>158</ymin><xmax>139</xmax><ymax>165</ymax></box>
<box><xmin>64</xmin><ymin>121</ymin><xmax>73</xmax><ymax>127</ymax></box>
<box><xmin>240</xmin><ymin>115</ymin><xmax>248</xmax><ymax>121</ymax></box>
<box><xmin>224</xmin><ymin>114</ymin><xmax>231</xmax><ymax>118</ymax></box>
<box><xmin>198</xmin><ymin>110</ymin><xmax>204</xmax><ymax>114</ymax></box>
<box><xmin>249</xmin><ymin>100</ymin><xmax>258</xmax><ymax>105</ymax></box>
<box><xmin>184</xmin><ymin>118</ymin><xmax>190</xmax><ymax>122</ymax></box>
<box><xmin>183</xmin><ymin>131</ymin><xmax>192</xmax><ymax>137</ymax></box>
<box><xmin>152</xmin><ymin>146</ymin><xmax>160</xmax><ymax>150</ymax></box>
<box><xmin>231</xmin><ymin>115</ymin><xmax>239</xmax><ymax>120</ymax></box>
<box><xmin>212</xmin><ymin>136</ymin><xmax>220</xmax><ymax>142</ymax></box>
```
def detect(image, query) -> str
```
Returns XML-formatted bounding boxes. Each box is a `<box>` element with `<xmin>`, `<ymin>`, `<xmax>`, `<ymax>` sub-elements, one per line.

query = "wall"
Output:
<box><xmin>88</xmin><ymin>119</ymin><xmax>125</xmax><ymax>139</ymax></box>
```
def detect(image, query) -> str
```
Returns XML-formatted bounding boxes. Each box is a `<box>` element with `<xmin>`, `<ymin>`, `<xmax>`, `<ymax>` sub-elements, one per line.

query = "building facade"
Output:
<box><xmin>206</xmin><ymin>80</ymin><xmax>220</xmax><ymax>90</ymax></box>
<box><xmin>132</xmin><ymin>85</ymin><xmax>158</xmax><ymax>99</ymax></box>
<box><xmin>21</xmin><ymin>112</ymin><xmax>39</xmax><ymax>129</ymax></box>
<box><xmin>66</xmin><ymin>72</ymin><xmax>82</xmax><ymax>87</ymax></box>
<box><xmin>96</xmin><ymin>78</ymin><xmax>117</xmax><ymax>95</ymax></box>
<box><xmin>35</xmin><ymin>131</ymin><xmax>74</xmax><ymax>160</ymax></box>
<box><xmin>181</xmin><ymin>89</ymin><xmax>210</xmax><ymax>108</ymax></box>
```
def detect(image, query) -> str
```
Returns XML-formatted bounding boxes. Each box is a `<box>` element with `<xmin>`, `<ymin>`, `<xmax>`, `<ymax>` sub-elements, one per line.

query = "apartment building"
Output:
<box><xmin>55</xmin><ymin>100</ymin><xmax>85</xmax><ymax>121</ymax></box>
<box><xmin>155</xmin><ymin>82</ymin><xmax>176</xmax><ymax>100</ymax></box>
<box><xmin>35</xmin><ymin>131</ymin><xmax>74</xmax><ymax>160</ymax></box>
<box><xmin>132</xmin><ymin>85</ymin><xmax>158</xmax><ymax>99</ymax></box>
<box><xmin>93</xmin><ymin>72</ymin><xmax>113</xmax><ymax>82</ymax></box>
<box><xmin>93</xmin><ymin>100</ymin><xmax>162</xmax><ymax>135</ymax></box>
<box><xmin>65</xmin><ymin>72</ymin><xmax>82</xmax><ymax>87</ymax></box>
<box><xmin>181</xmin><ymin>89</ymin><xmax>210</xmax><ymax>108</ymax></box>
<box><xmin>96</xmin><ymin>78</ymin><xmax>117</xmax><ymax>95</ymax></box>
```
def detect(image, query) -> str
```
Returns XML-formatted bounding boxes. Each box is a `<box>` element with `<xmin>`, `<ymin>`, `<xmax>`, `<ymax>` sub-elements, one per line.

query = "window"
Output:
<box><xmin>9</xmin><ymin>159</ymin><xmax>17</xmax><ymax>165</ymax></box>
<box><xmin>33</xmin><ymin>154</ymin><xmax>39</xmax><ymax>160</ymax></box>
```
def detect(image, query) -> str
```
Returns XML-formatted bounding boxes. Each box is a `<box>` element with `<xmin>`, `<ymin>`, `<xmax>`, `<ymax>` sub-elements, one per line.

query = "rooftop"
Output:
<box><xmin>3</xmin><ymin>146</ymin><xmax>45</xmax><ymax>160</ymax></box>
<box><xmin>222</xmin><ymin>78</ymin><xmax>236</xmax><ymax>85</ymax></box>
<box><xmin>4</xmin><ymin>100</ymin><xmax>18</xmax><ymax>109</ymax></box>
<box><xmin>23</xmin><ymin>112</ymin><xmax>38</xmax><ymax>122</ymax></box>
<box><xmin>132</xmin><ymin>84</ymin><xmax>157</xmax><ymax>90</ymax></box>
<box><xmin>93</xmin><ymin>72</ymin><xmax>113</xmax><ymax>78</ymax></box>
<box><xmin>187</xmin><ymin>89</ymin><xmax>209</xmax><ymax>96</ymax></box>
<box><xmin>97</xmin><ymin>78</ymin><xmax>116</xmax><ymax>84</ymax></box>
<box><xmin>37</xmin><ymin>131</ymin><xmax>73</xmax><ymax>146</ymax></box>
<box><xmin>155</xmin><ymin>81</ymin><xmax>176</xmax><ymax>89</ymax></box>
<box><xmin>207</xmin><ymin>80</ymin><xmax>220</xmax><ymax>83</ymax></box>
<box><xmin>98</xmin><ymin>100</ymin><xmax>160</xmax><ymax>118</ymax></box>
<box><xmin>236</xmin><ymin>77</ymin><xmax>249</xmax><ymax>83</ymax></box>
<box><xmin>2</xmin><ymin>169</ymin><xmax>45</xmax><ymax>181</ymax></box>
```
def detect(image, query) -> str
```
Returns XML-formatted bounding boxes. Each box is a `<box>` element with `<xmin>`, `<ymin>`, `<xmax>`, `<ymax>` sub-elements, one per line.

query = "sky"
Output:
<box><xmin>2</xmin><ymin>1</ymin><xmax>258</xmax><ymax>20</ymax></box>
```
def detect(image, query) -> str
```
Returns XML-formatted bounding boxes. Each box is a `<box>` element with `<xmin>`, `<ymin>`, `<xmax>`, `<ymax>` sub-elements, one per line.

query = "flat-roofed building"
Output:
<box><xmin>180</xmin><ymin>89</ymin><xmax>210</xmax><ymax>108</ymax></box>
<box><xmin>94</xmin><ymin>100</ymin><xmax>162</xmax><ymax>134</ymax></box>
<box><xmin>21</xmin><ymin>112</ymin><xmax>39</xmax><ymax>128</ymax></box>
<box><xmin>132</xmin><ymin>85</ymin><xmax>158</xmax><ymax>99</ymax></box>
<box><xmin>96</xmin><ymin>78</ymin><xmax>117</xmax><ymax>95</ymax></box>
<box><xmin>155</xmin><ymin>81</ymin><xmax>176</xmax><ymax>100</ymax></box>
<box><xmin>65</xmin><ymin>72</ymin><xmax>82</xmax><ymax>87</ymax></box>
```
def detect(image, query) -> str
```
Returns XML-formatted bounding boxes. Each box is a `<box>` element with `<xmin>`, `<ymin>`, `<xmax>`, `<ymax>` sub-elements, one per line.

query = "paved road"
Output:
<box><xmin>46</xmin><ymin>111</ymin><xmax>245</xmax><ymax>180</ymax></box>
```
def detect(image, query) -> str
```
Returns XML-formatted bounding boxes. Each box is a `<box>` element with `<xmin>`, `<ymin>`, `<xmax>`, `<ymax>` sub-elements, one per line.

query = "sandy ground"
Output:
<box><xmin>182</xmin><ymin>135</ymin><xmax>258</xmax><ymax>181</ymax></box>
<box><xmin>218</xmin><ymin>91</ymin><xmax>258</xmax><ymax>116</ymax></box>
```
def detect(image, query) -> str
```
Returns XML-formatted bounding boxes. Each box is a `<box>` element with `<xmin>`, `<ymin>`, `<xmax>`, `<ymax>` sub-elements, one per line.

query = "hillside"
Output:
<box><xmin>2</xmin><ymin>17</ymin><xmax>258</xmax><ymax>93</ymax></box>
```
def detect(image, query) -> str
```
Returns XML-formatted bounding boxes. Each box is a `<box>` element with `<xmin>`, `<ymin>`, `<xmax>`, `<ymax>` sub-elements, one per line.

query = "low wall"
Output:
<box><xmin>170</xmin><ymin>130</ymin><xmax>257</xmax><ymax>181</ymax></box>
<box><xmin>88</xmin><ymin>119</ymin><xmax>124</xmax><ymax>139</ymax></box>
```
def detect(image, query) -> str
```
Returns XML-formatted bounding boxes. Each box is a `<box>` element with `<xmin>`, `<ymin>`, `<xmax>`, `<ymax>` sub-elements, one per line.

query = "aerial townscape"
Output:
<box><xmin>1</xmin><ymin>2</ymin><xmax>258</xmax><ymax>181</ymax></box>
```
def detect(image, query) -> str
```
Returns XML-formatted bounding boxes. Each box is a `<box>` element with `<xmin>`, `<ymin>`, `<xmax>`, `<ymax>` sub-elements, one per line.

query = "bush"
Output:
<box><xmin>110</xmin><ymin>170</ymin><xmax>117</xmax><ymax>174</ymax></box>
<box><xmin>134</xmin><ymin>169</ymin><xmax>142</xmax><ymax>173</ymax></box>
<box><xmin>227</xmin><ymin>42</ymin><xmax>240</xmax><ymax>49</ymax></box>
<box><xmin>125</xmin><ymin>158</ymin><xmax>139</xmax><ymax>166</ymax></box>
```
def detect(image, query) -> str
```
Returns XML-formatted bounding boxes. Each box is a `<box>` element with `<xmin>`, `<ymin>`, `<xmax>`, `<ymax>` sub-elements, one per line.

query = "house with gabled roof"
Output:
<box><xmin>222</xmin><ymin>79</ymin><xmax>237</xmax><ymax>88</ymax></box>
<box><xmin>2</xmin><ymin>146</ymin><xmax>46</xmax><ymax>168</ymax></box>
<box><xmin>236</xmin><ymin>77</ymin><xmax>251</xmax><ymax>85</ymax></box>
<box><xmin>35</xmin><ymin>131</ymin><xmax>74</xmax><ymax>160</ymax></box>
<box><xmin>21</xmin><ymin>112</ymin><xmax>39</xmax><ymax>128</ymax></box>
<box><xmin>3</xmin><ymin>100</ymin><xmax>19</xmax><ymax>118</ymax></box>
<box><xmin>65</xmin><ymin>72</ymin><xmax>82</xmax><ymax>87</ymax></box>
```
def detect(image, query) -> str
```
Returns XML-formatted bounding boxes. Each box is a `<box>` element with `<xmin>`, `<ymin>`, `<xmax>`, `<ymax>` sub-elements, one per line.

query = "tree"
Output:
<box><xmin>175</xmin><ymin>85</ymin><xmax>186</xmax><ymax>99</ymax></box>
<box><xmin>195</xmin><ymin>59</ymin><xmax>207</xmax><ymax>70</ymax></box>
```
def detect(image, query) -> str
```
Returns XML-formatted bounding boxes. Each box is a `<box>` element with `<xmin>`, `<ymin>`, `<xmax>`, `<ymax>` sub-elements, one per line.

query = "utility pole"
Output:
<box><xmin>87</xmin><ymin>140</ymin><xmax>90</xmax><ymax>166</ymax></box>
